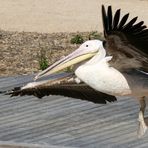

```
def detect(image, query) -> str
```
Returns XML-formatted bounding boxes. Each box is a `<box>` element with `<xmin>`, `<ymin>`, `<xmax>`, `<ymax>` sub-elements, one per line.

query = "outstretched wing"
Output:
<box><xmin>7</xmin><ymin>72</ymin><xmax>117</xmax><ymax>104</ymax></box>
<box><xmin>102</xmin><ymin>5</ymin><xmax>148</xmax><ymax>73</ymax></box>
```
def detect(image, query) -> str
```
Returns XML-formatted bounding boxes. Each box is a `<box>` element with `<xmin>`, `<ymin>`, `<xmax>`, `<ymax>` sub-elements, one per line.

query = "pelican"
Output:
<box><xmin>7</xmin><ymin>5</ymin><xmax>148</xmax><ymax>137</ymax></box>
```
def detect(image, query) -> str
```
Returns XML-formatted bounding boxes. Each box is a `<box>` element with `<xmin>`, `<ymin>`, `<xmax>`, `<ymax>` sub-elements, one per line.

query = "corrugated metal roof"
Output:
<box><xmin>0</xmin><ymin>75</ymin><xmax>148</xmax><ymax>148</ymax></box>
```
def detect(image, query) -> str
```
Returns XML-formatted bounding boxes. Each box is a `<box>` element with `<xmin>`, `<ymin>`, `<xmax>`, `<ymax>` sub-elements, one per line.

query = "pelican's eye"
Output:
<box><xmin>86</xmin><ymin>45</ymin><xmax>89</xmax><ymax>47</ymax></box>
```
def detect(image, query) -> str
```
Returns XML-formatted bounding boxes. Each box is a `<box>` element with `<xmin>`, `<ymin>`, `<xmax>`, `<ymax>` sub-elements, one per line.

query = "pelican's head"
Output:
<box><xmin>35</xmin><ymin>40</ymin><xmax>105</xmax><ymax>80</ymax></box>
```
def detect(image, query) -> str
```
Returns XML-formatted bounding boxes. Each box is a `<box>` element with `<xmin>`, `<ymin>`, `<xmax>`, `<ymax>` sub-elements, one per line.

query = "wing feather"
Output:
<box><xmin>102</xmin><ymin>5</ymin><xmax>108</xmax><ymax>37</ymax></box>
<box><xmin>122</xmin><ymin>17</ymin><xmax>138</xmax><ymax>31</ymax></box>
<box><xmin>6</xmin><ymin>72</ymin><xmax>117</xmax><ymax>104</ymax></box>
<box><xmin>118</xmin><ymin>13</ymin><xmax>129</xmax><ymax>29</ymax></box>
<box><xmin>107</xmin><ymin>6</ymin><xmax>113</xmax><ymax>31</ymax></box>
<box><xmin>101</xmin><ymin>5</ymin><xmax>148</xmax><ymax>72</ymax></box>
<box><xmin>113</xmin><ymin>9</ymin><xmax>120</xmax><ymax>30</ymax></box>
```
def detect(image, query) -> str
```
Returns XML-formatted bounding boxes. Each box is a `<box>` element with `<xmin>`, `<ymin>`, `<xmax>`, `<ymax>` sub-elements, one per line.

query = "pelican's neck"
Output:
<box><xmin>86</xmin><ymin>44</ymin><xmax>106</xmax><ymax>64</ymax></box>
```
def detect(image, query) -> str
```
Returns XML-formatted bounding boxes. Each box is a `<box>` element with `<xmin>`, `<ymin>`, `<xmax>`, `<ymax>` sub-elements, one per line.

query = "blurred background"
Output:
<box><xmin>0</xmin><ymin>0</ymin><xmax>147</xmax><ymax>33</ymax></box>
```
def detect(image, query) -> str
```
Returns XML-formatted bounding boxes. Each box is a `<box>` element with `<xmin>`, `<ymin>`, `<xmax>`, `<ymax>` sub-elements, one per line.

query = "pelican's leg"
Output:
<box><xmin>137</xmin><ymin>96</ymin><xmax>147</xmax><ymax>137</ymax></box>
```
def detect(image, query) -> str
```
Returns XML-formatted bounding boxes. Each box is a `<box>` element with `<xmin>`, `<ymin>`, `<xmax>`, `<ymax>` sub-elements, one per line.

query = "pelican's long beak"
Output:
<box><xmin>34</xmin><ymin>46</ymin><xmax>97</xmax><ymax>80</ymax></box>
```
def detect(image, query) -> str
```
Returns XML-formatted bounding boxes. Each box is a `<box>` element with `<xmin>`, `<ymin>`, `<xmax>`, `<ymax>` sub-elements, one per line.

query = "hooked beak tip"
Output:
<box><xmin>34</xmin><ymin>76</ymin><xmax>37</xmax><ymax>81</ymax></box>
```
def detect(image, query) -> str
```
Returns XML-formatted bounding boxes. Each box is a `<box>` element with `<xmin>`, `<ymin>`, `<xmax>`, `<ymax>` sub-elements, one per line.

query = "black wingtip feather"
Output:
<box><xmin>118</xmin><ymin>13</ymin><xmax>129</xmax><ymax>29</ymax></box>
<box><xmin>113</xmin><ymin>9</ymin><xmax>120</xmax><ymax>30</ymax></box>
<box><xmin>102</xmin><ymin>5</ymin><xmax>148</xmax><ymax>55</ymax></box>
<box><xmin>122</xmin><ymin>16</ymin><xmax>138</xmax><ymax>31</ymax></box>
<box><xmin>107</xmin><ymin>6</ymin><xmax>112</xmax><ymax>31</ymax></box>
<box><xmin>130</xmin><ymin>22</ymin><xmax>145</xmax><ymax>32</ymax></box>
<box><xmin>102</xmin><ymin>5</ymin><xmax>108</xmax><ymax>37</ymax></box>
<box><xmin>4</xmin><ymin>86</ymin><xmax>22</xmax><ymax>97</ymax></box>
<box><xmin>101</xmin><ymin>6</ymin><xmax>147</xmax><ymax>36</ymax></box>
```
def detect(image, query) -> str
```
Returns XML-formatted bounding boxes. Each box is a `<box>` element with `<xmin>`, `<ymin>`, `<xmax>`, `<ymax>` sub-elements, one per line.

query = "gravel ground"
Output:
<box><xmin>0</xmin><ymin>30</ymin><xmax>102</xmax><ymax>76</ymax></box>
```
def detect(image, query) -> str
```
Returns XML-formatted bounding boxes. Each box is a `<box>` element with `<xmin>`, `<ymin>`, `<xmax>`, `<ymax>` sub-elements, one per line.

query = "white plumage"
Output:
<box><xmin>75</xmin><ymin>54</ymin><xmax>131</xmax><ymax>96</ymax></box>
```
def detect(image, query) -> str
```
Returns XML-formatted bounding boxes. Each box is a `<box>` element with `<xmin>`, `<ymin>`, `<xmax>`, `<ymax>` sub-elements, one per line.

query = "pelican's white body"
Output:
<box><xmin>75</xmin><ymin>56</ymin><xmax>132</xmax><ymax>96</ymax></box>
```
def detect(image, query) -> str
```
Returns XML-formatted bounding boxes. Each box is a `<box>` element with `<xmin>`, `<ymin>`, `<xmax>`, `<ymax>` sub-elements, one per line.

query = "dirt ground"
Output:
<box><xmin>0</xmin><ymin>0</ymin><xmax>147</xmax><ymax>33</ymax></box>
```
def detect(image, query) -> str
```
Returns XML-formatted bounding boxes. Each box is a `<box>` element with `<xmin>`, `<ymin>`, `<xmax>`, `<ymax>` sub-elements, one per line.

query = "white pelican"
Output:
<box><xmin>8</xmin><ymin>5</ymin><xmax>148</xmax><ymax>137</ymax></box>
